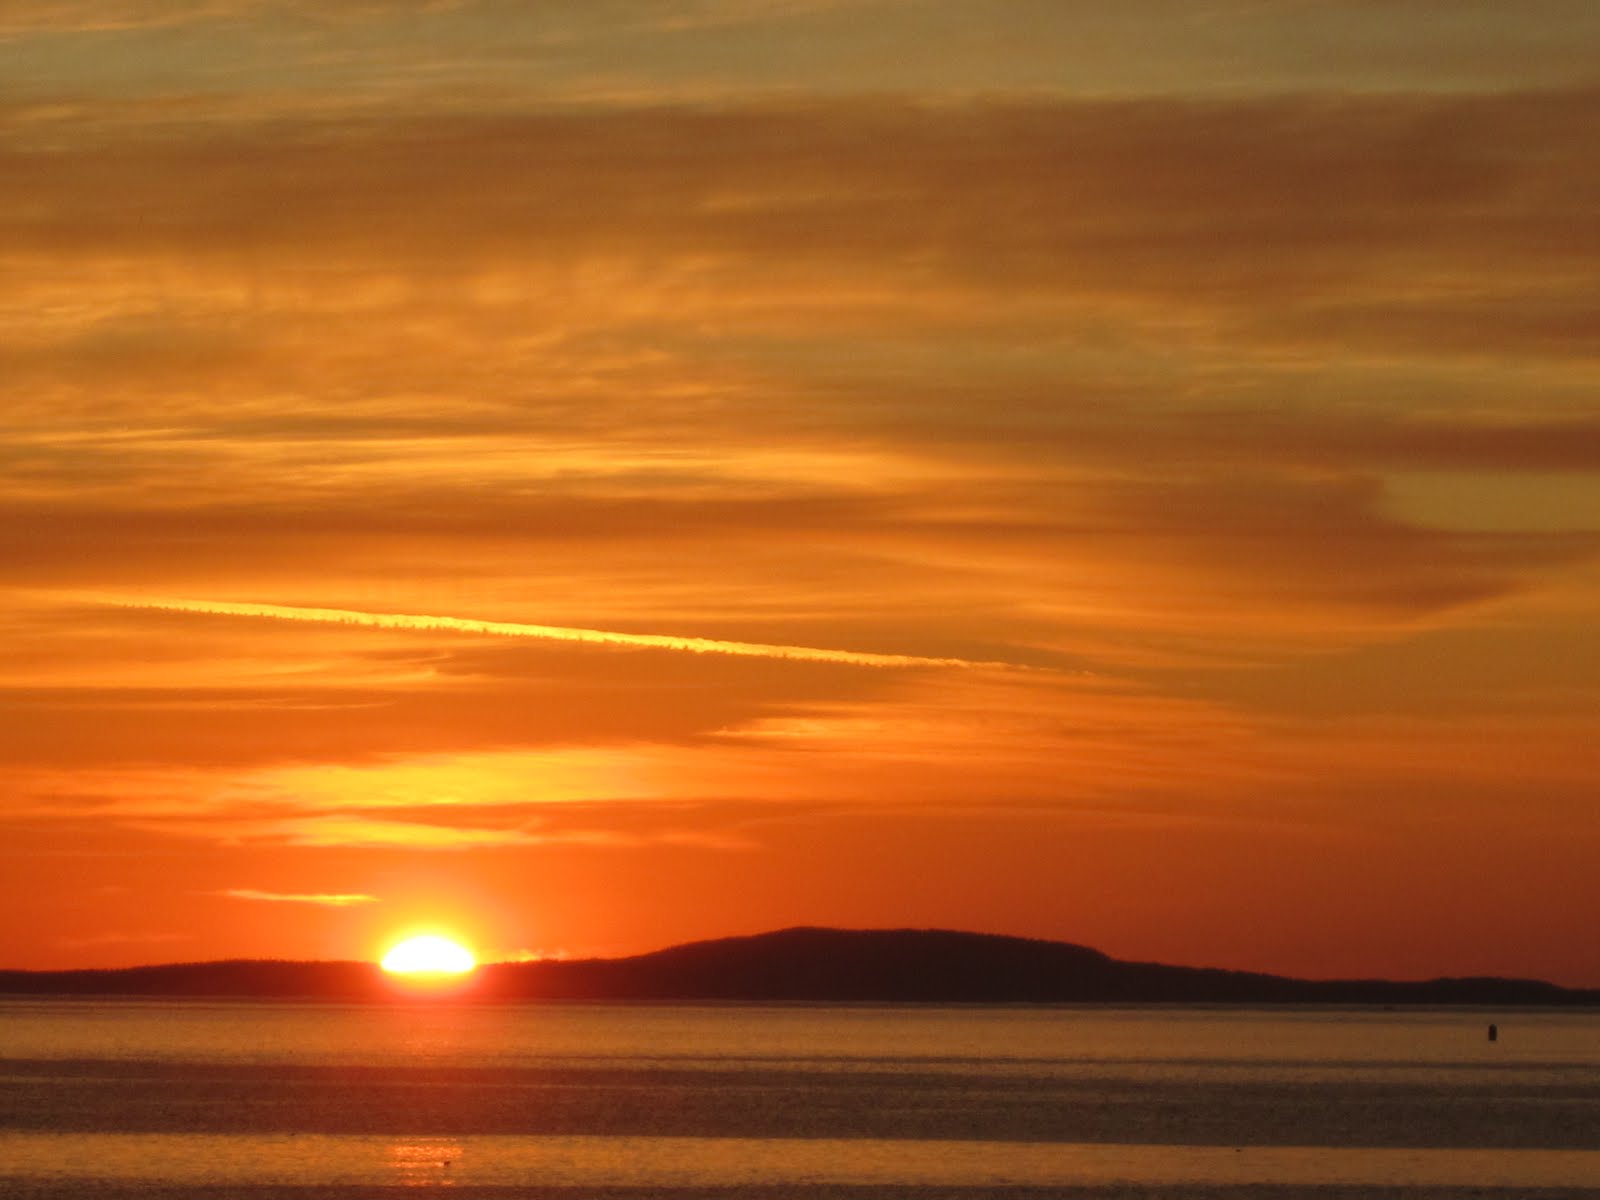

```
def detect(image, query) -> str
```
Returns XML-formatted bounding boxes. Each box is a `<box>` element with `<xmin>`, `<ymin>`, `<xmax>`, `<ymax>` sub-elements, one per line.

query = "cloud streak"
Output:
<box><xmin>90</xmin><ymin>593</ymin><xmax>1014</xmax><ymax>670</ymax></box>
<box><xmin>219</xmin><ymin>888</ymin><xmax>379</xmax><ymax>906</ymax></box>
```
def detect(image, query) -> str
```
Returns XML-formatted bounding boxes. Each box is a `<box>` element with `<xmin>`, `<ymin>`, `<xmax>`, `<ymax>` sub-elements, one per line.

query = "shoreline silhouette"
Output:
<box><xmin>2</xmin><ymin>927</ymin><xmax>1594</xmax><ymax>1006</ymax></box>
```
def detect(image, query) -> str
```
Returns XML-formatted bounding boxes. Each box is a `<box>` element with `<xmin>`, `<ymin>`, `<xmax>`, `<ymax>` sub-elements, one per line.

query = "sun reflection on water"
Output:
<box><xmin>388</xmin><ymin>1137</ymin><xmax>464</xmax><ymax>1188</ymax></box>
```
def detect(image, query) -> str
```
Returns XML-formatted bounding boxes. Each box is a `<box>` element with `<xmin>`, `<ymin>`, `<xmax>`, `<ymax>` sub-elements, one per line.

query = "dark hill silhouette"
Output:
<box><xmin>2</xmin><ymin>927</ymin><xmax>1593</xmax><ymax>1005</ymax></box>
<box><xmin>0</xmin><ymin>958</ymin><xmax>386</xmax><ymax>1001</ymax></box>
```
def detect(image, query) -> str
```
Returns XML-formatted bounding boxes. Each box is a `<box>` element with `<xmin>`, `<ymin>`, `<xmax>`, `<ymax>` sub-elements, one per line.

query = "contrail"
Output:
<box><xmin>93</xmin><ymin>594</ymin><xmax>1002</xmax><ymax>670</ymax></box>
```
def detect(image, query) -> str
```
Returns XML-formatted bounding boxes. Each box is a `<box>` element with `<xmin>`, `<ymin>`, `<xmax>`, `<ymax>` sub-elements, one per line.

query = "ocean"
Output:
<box><xmin>1</xmin><ymin>997</ymin><xmax>1597</xmax><ymax>1198</ymax></box>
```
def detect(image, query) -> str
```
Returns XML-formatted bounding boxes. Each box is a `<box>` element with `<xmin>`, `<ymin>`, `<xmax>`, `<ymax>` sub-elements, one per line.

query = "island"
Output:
<box><xmin>1</xmin><ymin>927</ymin><xmax>1594</xmax><ymax>1005</ymax></box>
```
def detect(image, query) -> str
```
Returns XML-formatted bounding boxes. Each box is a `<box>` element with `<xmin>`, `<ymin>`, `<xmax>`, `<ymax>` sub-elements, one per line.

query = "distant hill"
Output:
<box><xmin>2</xmin><ymin>927</ymin><xmax>1594</xmax><ymax>1006</ymax></box>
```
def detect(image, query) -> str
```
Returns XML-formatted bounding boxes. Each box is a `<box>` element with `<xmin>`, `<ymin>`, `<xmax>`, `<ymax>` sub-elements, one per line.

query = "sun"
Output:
<box><xmin>381</xmin><ymin>934</ymin><xmax>477</xmax><ymax>977</ymax></box>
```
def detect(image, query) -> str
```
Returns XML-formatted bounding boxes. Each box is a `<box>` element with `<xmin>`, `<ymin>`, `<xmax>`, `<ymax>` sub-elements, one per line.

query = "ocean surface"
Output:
<box><xmin>1</xmin><ymin>997</ymin><xmax>1597</xmax><ymax>1198</ymax></box>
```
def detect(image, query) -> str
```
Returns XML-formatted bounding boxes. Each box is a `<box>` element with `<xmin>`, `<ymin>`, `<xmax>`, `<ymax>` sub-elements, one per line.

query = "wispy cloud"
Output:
<box><xmin>56</xmin><ymin>930</ymin><xmax>191</xmax><ymax>948</ymax></box>
<box><xmin>218</xmin><ymin>888</ymin><xmax>379</xmax><ymax>906</ymax></box>
<box><xmin>150</xmin><ymin>811</ymin><xmax>757</xmax><ymax>852</ymax></box>
<box><xmin>87</xmin><ymin>593</ymin><xmax>1015</xmax><ymax>670</ymax></box>
<box><xmin>185</xmin><ymin>815</ymin><xmax>544</xmax><ymax>850</ymax></box>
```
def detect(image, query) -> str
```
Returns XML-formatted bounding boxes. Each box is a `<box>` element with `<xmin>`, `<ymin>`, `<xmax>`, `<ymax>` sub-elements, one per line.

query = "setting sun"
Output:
<box><xmin>380</xmin><ymin>935</ymin><xmax>478</xmax><ymax>976</ymax></box>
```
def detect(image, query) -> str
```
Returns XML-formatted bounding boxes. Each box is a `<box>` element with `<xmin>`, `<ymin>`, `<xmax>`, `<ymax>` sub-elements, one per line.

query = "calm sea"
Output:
<box><xmin>1</xmin><ymin>998</ymin><xmax>1597</xmax><ymax>1198</ymax></box>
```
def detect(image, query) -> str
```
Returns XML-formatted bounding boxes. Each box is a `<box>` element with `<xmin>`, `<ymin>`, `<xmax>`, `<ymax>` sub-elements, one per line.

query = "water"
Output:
<box><xmin>2</xmin><ymin>998</ymin><xmax>1597</xmax><ymax>1197</ymax></box>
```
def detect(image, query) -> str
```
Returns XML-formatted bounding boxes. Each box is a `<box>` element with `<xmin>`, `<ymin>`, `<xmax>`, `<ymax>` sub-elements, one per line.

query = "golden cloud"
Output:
<box><xmin>218</xmin><ymin>888</ymin><xmax>379</xmax><ymax>905</ymax></box>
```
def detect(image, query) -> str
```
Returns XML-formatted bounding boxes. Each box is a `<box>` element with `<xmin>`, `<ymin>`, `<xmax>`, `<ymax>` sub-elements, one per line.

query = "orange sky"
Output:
<box><xmin>3</xmin><ymin>1</ymin><xmax>1598</xmax><ymax>984</ymax></box>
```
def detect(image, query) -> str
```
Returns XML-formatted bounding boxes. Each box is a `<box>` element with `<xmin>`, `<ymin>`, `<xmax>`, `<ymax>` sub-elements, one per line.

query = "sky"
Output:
<box><xmin>3</xmin><ymin>0</ymin><xmax>1598</xmax><ymax>983</ymax></box>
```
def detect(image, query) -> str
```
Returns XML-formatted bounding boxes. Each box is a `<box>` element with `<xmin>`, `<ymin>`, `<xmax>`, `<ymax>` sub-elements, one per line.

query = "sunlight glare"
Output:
<box><xmin>380</xmin><ymin>934</ymin><xmax>477</xmax><ymax>976</ymax></box>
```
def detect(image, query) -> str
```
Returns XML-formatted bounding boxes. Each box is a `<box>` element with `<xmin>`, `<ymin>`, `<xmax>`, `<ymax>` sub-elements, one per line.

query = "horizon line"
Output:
<box><xmin>2</xmin><ymin>925</ymin><xmax>1591</xmax><ymax>992</ymax></box>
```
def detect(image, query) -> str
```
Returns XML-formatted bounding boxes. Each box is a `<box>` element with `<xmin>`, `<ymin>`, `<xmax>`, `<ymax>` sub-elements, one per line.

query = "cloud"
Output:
<box><xmin>7</xmin><ymin>91</ymin><xmax>1593</xmax><ymax>335</ymax></box>
<box><xmin>713</xmin><ymin>668</ymin><xmax>1283</xmax><ymax>806</ymax></box>
<box><xmin>0</xmin><ymin>1</ymin><xmax>475</xmax><ymax>38</ymax></box>
<box><xmin>4</xmin><ymin>84</ymin><xmax>1597</xmax><ymax>866</ymax></box>
<box><xmin>55</xmin><ymin>930</ymin><xmax>191</xmax><ymax>948</ymax></box>
<box><xmin>167</xmin><ymin>815</ymin><xmax>539</xmax><ymax>850</ymax></box>
<box><xmin>7</xmin><ymin>2</ymin><xmax>1594</xmax><ymax>116</ymax></box>
<box><xmin>0</xmin><ymin>0</ymin><xmax>854</xmax><ymax>38</ymax></box>
<box><xmin>157</xmin><ymin>813</ymin><xmax>753</xmax><ymax>851</ymax></box>
<box><xmin>86</xmin><ymin>593</ymin><xmax>1015</xmax><ymax>670</ymax></box>
<box><xmin>0</xmin><ymin>1</ymin><xmax>238</xmax><ymax>36</ymax></box>
<box><xmin>217</xmin><ymin>888</ymin><xmax>379</xmax><ymax>906</ymax></box>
